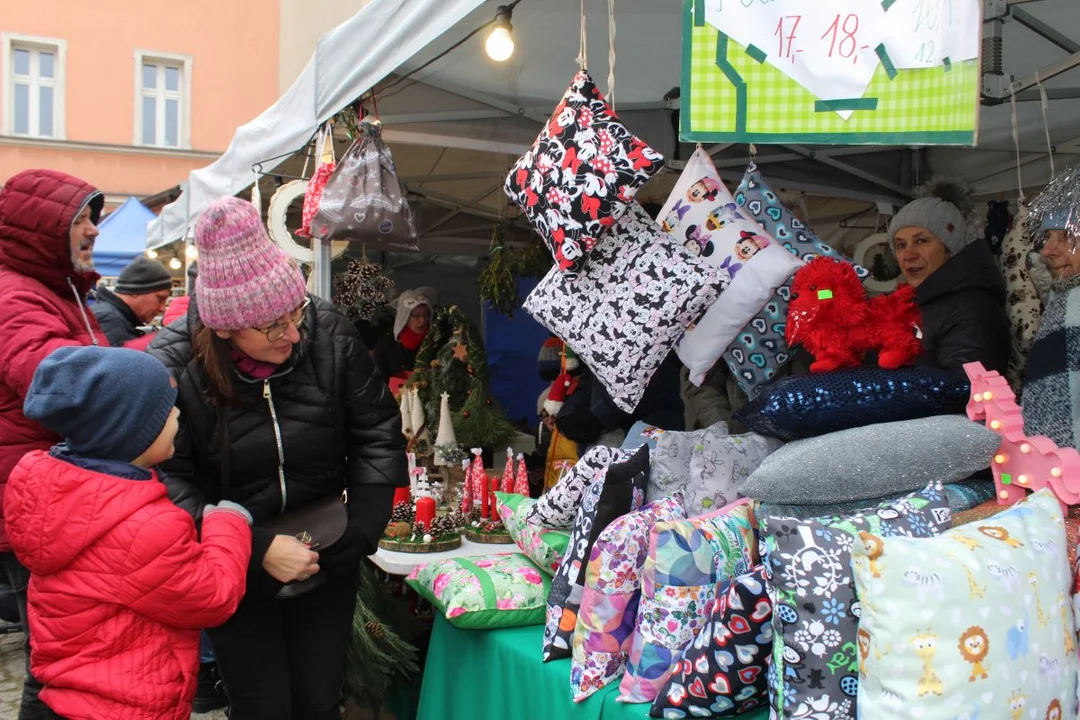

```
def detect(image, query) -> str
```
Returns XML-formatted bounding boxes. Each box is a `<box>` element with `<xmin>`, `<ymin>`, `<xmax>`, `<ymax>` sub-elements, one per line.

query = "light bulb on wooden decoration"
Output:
<box><xmin>964</xmin><ymin>360</ymin><xmax>1080</xmax><ymax>512</ymax></box>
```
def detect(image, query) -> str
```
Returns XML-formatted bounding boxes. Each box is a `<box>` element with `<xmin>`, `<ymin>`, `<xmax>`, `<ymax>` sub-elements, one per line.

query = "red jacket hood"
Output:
<box><xmin>5</xmin><ymin>452</ymin><xmax>167</xmax><ymax>575</ymax></box>
<box><xmin>0</xmin><ymin>169</ymin><xmax>103</xmax><ymax>298</ymax></box>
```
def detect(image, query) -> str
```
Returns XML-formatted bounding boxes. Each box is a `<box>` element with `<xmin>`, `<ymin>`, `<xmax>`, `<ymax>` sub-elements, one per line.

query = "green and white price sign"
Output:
<box><xmin>681</xmin><ymin>0</ymin><xmax>982</xmax><ymax>145</ymax></box>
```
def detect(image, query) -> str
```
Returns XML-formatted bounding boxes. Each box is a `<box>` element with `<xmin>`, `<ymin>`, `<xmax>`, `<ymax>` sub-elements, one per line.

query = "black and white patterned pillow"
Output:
<box><xmin>504</xmin><ymin>69</ymin><xmax>665</xmax><ymax>276</ymax></box>
<box><xmin>542</xmin><ymin>445</ymin><xmax>650</xmax><ymax>662</ymax></box>
<box><xmin>524</xmin><ymin>203</ymin><xmax>725</xmax><ymax>413</ymax></box>
<box><xmin>527</xmin><ymin>446</ymin><xmax>625</xmax><ymax>529</ymax></box>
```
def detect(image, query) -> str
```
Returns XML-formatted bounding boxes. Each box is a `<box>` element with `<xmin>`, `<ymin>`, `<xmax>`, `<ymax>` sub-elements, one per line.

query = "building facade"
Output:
<box><xmin>1</xmin><ymin>0</ymin><xmax>280</xmax><ymax>210</ymax></box>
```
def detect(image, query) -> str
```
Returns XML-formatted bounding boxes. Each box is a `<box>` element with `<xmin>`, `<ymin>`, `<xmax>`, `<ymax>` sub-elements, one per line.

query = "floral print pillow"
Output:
<box><xmin>760</xmin><ymin>482</ymin><xmax>952</xmax><ymax>720</ymax></box>
<box><xmin>570</xmin><ymin>494</ymin><xmax>687</xmax><ymax>702</ymax></box>
<box><xmin>543</xmin><ymin>445</ymin><xmax>650</xmax><ymax>662</ymax></box>
<box><xmin>504</xmin><ymin>69</ymin><xmax>665</xmax><ymax>276</ymax></box>
<box><xmin>852</xmin><ymin>490</ymin><xmax>1076</xmax><ymax>720</ymax></box>
<box><xmin>524</xmin><ymin>202</ymin><xmax>724</xmax><ymax>413</ymax></box>
<box><xmin>406</xmin><ymin>553</ymin><xmax>550</xmax><ymax>630</ymax></box>
<box><xmin>648</xmin><ymin>421</ymin><xmax>781</xmax><ymax>517</ymax></box>
<box><xmin>651</xmin><ymin>566</ymin><xmax>772</xmax><ymax>719</ymax></box>
<box><xmin>528</xmin><ymin>446</ymin><xmax>626</xmax><ymax>530</ymax></box>
<box><xmin>619</xmin><ymin>500</ymin><xmax>759</xmax><ymax>703</ymax></box>
<box><xmin>656</xmin><ymin>148</ymin><xmax>802</xmax><ymax>387</ymax></box>
<box><xmin>496</xmin><ymin>492</ymin><xmax>570</xmax><ymax>575</ymax></box>
<box><xmin>725</xmin><ymin>162</ymin><xmax>868</xmax><ymax>397</ymax></box>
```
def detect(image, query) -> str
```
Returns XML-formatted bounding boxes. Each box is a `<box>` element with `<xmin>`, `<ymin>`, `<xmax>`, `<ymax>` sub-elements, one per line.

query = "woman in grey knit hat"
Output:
<box><xmin>888</xmin><ymin>179</ymin><xmax>1011</xmax><ymax>373</ymax></box>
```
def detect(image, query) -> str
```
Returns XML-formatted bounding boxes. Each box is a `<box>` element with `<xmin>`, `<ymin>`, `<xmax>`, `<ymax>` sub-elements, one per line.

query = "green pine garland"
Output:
<box><xmin>343</xmin><ymin>561</ymin><xmax>421</xmax><ymax>712</ymax></box>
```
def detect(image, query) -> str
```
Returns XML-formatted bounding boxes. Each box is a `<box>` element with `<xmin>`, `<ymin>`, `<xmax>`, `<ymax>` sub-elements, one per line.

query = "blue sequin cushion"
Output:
<box><xmin>733</xmin><ymin>366</ymin><xmax>972</xmax><ymax>442</ymax></box>
<box><xmin>723</xmin><ymin>163</ymin><xmax>868</xmax><ymax>399</ymax></box>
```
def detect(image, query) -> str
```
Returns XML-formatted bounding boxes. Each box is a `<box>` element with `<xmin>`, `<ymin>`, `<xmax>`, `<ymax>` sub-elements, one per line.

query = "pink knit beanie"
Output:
<box><xmin>194</xmin><ymin>197</ymin><xmax>308</xmax><ymax>330</ymax></box>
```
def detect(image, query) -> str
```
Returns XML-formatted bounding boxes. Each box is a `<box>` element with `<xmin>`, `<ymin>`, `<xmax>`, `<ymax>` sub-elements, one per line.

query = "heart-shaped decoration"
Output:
<box><xmin>739</xmin><ymin>332</ymin><xmax>755</xmax><ymax>347</ymax></box>
<box><xmin>734</xmin><ymin>685</ymin><xmax>757</xmax><ymax>702</ymax></box>
<box><xmin>728</xmin><ymin>593</ymin><xmax>745</xmax><ymax>611</ymax></box>
<box><xmin>766</xmin><ymin>206</ymin><xmax>783</xmax><ymax>222</ymax></box>
<box><xmin>747</xmin><ymin>199</ymin><xmax>763</xmax><ymax>215</ymax></box>
<box><xmin>761</xmin><ymin>339</ymin><xmax>778</xmax><ymax>351</ymax></box>
<box><xmin>728</xmin><ymin>614</ymin><xmax>751</xmax><ymax>634</ymax></box>
<box><xmin>777</xmin><ymin>286</ymin><xmax>791</xmax><ymax>300</ymax></box>
<box><xmin>795</xmin><ymin>232</ymin><xmax>811</xmax><ymax>244</ymax></box>
<box><xmin>689</xmin><ymin>677</ymin><xmax>708</xmax><ymax>699</ymax></box>
<box><xmin>668</xmin><ymin>620</ymin><xmax>680</xmax><ymax>633</ymax></box>
<box><xmin>710</xmin><ymin>697</ymin><xmax>736</xmax><ymax>713</ymax></box>
<box><xmin>776</xmin><ymin>353</ymin><xmax>790</xmax><ymax>364</ymax></box>
<box><xmin>741</xmin><ymin>370</ymin><xmax>755</xmax><ymax>383</ymax></box>
<box><xmin>751</xmin><ymin>318</ymin><xmax>767</xmax><ymax>334</ymax></box>
<box><xmin>771</xmin><ymin>323</ymin><xmax>786</xmax><ymax>335</ymax></box>
<box><xmin>764</xmin><ymin>191</ymin><xmax>777</xmax><ymax>203</ymax></box>
<box><xmin>748</xmin><ymin>178</ymin><xmax>759</xmax><ymax>190</ymax></box>
<box><xmin>714</xmin><ymin>650</ymin><xmax>735</xmax><ymax>671</ymax></box>
<box><xmin>695</xmin><ymin>654</ymin><xmax>710</xmax><ymax>675</ymax></box>
<box><xmin>751</xmin><ymin>598</ymin><xmax>771</xmax><ymax>621</ymax></box>
<box><xmin>708</xmin><ymin>673</ymin><xmax>732</xmax><ymax>696</ymax></box>
<box><xmin>667</xmin><ymin>683</ymin><xmax>687</xmax><ymax>706</ymax></box>
<box><xmin>765</xmin><ymin>303</ymin><xmax>780</xmax><ymax>318</ymax></box>
<box><xmin>730</xmin><ymin>348</ymin><xmax>746</xmax><ymax>363</ymax></box>
<box><xmin>783</xmin><ymin>241</ymin><xmax>797</xmax><ymax>254</ymax></box>
<box><xmin>737</xmin><ymin>665</ymin><xmax>761</xmax><ymax>684</ymax></box>
<box><xmin>792</xmin><ymin>218</ymin><xmax>805</xmax><ymax>229</ymax></box>
<box><xmin>750</xmin><ymin>353</ymin><xmax>767</xmax><ymax>368</ymax></box>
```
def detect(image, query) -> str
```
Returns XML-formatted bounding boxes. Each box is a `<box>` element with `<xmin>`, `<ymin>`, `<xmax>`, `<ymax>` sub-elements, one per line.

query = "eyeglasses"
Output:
<box><xmin>256</xmin><ymin>298</ymin><xmax>310</xmax><ymax>342</ymax></box>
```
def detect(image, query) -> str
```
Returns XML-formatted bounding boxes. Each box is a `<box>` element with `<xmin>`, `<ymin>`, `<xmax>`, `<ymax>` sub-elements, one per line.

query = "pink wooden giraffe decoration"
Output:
<box><xmin>964</xmin><ymin>361</ymin><xmax>1080</xmax><ymax>512</ymax></box>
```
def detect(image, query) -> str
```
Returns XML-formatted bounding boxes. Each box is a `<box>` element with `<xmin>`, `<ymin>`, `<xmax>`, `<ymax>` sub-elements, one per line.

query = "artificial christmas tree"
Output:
<box><xmin>408</xmin><ymin>305</ymin><xmax>517</xmax><ymax>451</ymax></box>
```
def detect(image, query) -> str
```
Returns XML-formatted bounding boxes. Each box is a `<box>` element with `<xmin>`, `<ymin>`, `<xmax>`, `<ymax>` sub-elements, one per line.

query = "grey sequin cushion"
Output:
<box><xmin>739</xmin><ymin>416</ymin><xmax>999</xmax><ymax>505</ymax></box>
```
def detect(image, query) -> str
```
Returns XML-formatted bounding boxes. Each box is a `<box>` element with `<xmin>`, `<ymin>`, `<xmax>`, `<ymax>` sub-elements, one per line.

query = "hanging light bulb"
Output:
<box><xmin>185</xmin><ymin>244</ymin><xmax>198</xmax><ymax>259</ymax></box>
<box><xmin>169</xmin><ymin>257</ymin><xmax>182</xmax><ymax>270</ymax></box>
<box><xmin>485</xmin><ymin>6</ymin><xmax>515</xmax><ymax>62</ymax></box>
<box><xmin>146</xmin><ymin>249</ymin><xmax>158</xmax><ymax>259</ymax></box>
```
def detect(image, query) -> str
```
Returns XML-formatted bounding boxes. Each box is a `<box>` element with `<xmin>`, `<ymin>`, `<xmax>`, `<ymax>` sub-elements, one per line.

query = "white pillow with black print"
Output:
<box><xmin>656</xmin><ymin>148</ymin><xmax>803</xmax><ymax>385</ymax></box>
<box><xmin>524</xmin><ymin>202</ymin><xmax>724</xmax><ymax>413</ymax></box>
<box><xmin>527</xmin><ymin>446</ymin><xmax>625</xmax><ymax>530</ymax></box>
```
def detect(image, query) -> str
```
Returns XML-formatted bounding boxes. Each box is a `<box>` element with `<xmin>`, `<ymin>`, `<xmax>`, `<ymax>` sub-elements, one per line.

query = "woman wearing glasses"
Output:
<box><xmin>148</xmin><ymin>197</ymin><xmax>406</xmax><ymax>720</ymax></box>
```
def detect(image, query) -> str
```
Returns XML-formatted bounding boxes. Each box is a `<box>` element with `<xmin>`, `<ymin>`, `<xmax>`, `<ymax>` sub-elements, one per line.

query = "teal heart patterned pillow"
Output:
<box><xmin>727</xmin><ymin>163</ymin><xmax>867</xmax><ymax>398</ymax></box>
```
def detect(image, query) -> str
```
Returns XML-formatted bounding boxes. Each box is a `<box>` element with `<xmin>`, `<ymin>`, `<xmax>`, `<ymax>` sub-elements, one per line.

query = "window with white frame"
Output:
<box><xmin>3</xmin><ymin>35</ymin><xmax>65</xmax><ymax>139</ymax></box>
<box><xmin>135</xmin><ymin>52</ymin><xmax>190</xmax><ymax>149</ymax></box>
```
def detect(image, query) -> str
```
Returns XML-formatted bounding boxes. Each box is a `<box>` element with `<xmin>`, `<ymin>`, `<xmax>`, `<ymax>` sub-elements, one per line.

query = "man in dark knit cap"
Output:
<box><xmin>92</xmin><ymin>256</ymin><xmax>173</xmax><ymax>346</ymax></box>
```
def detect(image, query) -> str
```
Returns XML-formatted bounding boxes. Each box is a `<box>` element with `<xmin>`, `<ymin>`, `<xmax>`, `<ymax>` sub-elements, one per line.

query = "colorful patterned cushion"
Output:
<box><xmin>496</xmin><ymin>492</ymin><xmax>571</xmax><ymax>575</ymax></box>
<box><xmin>852</xmin><ymin>490</ymin><xmax>1077</xmax><ymax>720</ymax></box>
<box><xmin>525</xmin><ymin>202</ymin><xmax>724</xmax><ymax>413</ymax></box>
<box><xmin>619</xmin><ymin>499</ymin><xmax>758</xmax><ymax>703</ymax></box>
<box><xmin>649</xmin><ymin>421</ymin><xmax>781</xmax><ymax>517</ymax></box>
<box><xmin>734</xmin><ymin>366</ymin><xmax>972</xmax><ymax>442</ymax></box>
<box><xmin>657</xmin><ymin>148</ymin><xmax>802</xmax><ymax>386</ymax></box>
<box><xmin>543</xmin><ymin>445</ymin><xmax>650</xmax><ymax>661</ymax></box>
<box><xmin>726</xmin><ymin>163</ymin><xmax>868</xmax><ymax>397</ymax></box>
<box><xmin>406</xmin><ymin>553</ymin><xmax>550</xmax><ymax>630</ymax></box>
<box><xmin>740</xmin><ymin>416</ymin><xmax>1000</xmax><ymax>506</ymax></box>
<box><xmin>650</xmin><ymin>566</ymin><xmax>772</xmax><ymax>718</ymax></box>
<box><xmin>503</xmin><ymin>69</ymin><xmax>665</xmax><ymax>276</ymax></box>
<box><xmin>570</xmin><ymin>494</ymin><xmax>687</xmax><ymax>702</ymax></box>
<box><xmin>761</xmin><ymin>483</ymin><xmax>952</xmax><ymax>720</ymax></box>
<box><xmin>528</xmin><ymin>446</ymin><xmax>626</xmax><ymax>530</ymax></box>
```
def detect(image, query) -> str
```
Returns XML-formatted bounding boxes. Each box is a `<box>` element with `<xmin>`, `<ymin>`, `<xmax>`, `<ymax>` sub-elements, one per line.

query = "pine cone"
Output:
<box><xmin>390</xmin><ymin>501</ymin><xmax>413</xmax><ymax>523</ymax></box>
<box><xmin>365</xmin><ymin>620</ymin><xmax>385</xmax><ymax>639</ymax></box>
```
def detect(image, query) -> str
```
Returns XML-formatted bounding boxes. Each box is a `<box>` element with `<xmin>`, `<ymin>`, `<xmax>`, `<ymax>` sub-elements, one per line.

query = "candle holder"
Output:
<box><xmin>463</xmin><ymin>506</ymin><xmax>512</xmax><ymax>544</ymax></box>
<box><xmin>380</xmin><ymin>507</ymin><xmax>466</xmax><ymax>554</ymax></box>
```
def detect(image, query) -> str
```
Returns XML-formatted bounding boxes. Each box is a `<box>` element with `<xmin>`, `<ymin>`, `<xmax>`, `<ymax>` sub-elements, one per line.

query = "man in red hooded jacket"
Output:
<box><xmin>0</xmin><ymin>168</ymin><xmax>105</xmax><ymax>719</ymax></box>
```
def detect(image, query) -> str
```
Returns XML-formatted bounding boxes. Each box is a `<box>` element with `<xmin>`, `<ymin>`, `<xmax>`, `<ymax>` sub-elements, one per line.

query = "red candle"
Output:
<box><xmin>481</xmin><ymin>474</ymin><xmax>490</xmax><ymax>519</ymax></box>
<box><xmin>415</xmin><ymin>497</ymin><xmax>436</xmax><ymax>532</ymax></box>
<box><xmin>393</xmin><ymin>486</ymin><xmax>411</xmax><ymax>507</ymax></box>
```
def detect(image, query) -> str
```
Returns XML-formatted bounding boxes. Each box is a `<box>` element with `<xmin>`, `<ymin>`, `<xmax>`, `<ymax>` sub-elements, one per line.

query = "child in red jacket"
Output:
<box><xmin>4</xmin><ymin>346</ymin><xmax>252</xmax><ymax>720</ymax></box>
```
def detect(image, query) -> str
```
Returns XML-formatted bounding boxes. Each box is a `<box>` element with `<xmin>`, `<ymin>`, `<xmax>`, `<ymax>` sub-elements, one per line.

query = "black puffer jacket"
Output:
<box><xmin>915</xmin><ymin>240</ymin><xmax>1011</xmax><ymax>374</ymax></box>
<box><xmin>148</xmin><ymin>295</ymin><xmax>406</xmax><ymax>595</ymax></box>
<box><xmin>91</xmin><ymin>286</ymin><xmax>143</xmax><ymax>347</ymax></box>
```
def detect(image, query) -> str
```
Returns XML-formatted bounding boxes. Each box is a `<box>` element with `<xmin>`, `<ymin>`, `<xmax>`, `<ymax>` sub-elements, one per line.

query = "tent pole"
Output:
<box><xmin>312</xmin><ymin>238</ymin><xmax>332</xmax><ymax>301</ymax></box>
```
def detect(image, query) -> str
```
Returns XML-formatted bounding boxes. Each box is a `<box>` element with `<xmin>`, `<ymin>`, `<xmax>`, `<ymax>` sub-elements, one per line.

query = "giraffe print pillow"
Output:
<box><xmin>851</xmin><ymin>490</ymin><xmax>1076</xmax><ymax>720</ymax></box>
<box><xmin>759</xmin><ymin>483</ymin><xmax>951</xmax><ymax>720</ymax></box>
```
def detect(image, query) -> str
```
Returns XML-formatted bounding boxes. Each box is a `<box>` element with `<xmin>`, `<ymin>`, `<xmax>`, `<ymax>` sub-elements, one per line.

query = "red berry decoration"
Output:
<box><xmin>466</xmin><ymin>366</ymin><xmax>475</xmax><ymax>375</ymax></box>
<box><xmin>462</xmin><ymin>410</ymin><xmax>471</xmax><ymax>418</ymax></box>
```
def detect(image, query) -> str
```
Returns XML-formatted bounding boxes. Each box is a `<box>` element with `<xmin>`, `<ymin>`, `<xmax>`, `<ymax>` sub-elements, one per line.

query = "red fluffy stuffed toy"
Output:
<box><xmin>785</xmin><ymin>257</ymin><xmax>922</xmax><ymax>373</ymax></box>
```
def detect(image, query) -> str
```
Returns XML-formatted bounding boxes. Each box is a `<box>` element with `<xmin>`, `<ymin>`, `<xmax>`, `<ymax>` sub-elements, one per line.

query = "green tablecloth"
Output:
<box><xmin>417</xmin><ymin>615</ymin><xmax>770</xmax><ymax>720</ymax></box>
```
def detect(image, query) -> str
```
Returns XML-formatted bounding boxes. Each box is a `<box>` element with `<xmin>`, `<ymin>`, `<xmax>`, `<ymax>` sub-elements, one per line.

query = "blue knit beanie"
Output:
<box><xmin>24</xmin><ymin>346</ymin><xmax>178</xmax><ymax>462</ymax></box>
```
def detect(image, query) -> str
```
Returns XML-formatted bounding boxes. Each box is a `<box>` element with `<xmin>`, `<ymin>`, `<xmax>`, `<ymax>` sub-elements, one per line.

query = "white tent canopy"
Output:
<box><xmin>148</xmin><ymin>0</ymin><xmax>1080</xmax><ymax>250</ymax></box>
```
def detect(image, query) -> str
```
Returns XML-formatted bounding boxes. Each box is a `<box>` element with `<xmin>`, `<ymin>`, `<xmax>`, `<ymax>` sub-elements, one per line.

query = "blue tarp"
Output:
<box><xmin>95</xmin><ymin>197</ymin><xmax>156</xmax><ymax>277</ymax></box>
<box><xmin>484</xmin><ymin>277</ymin><xmax>550</xmax><ymax>433</ymax></box>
